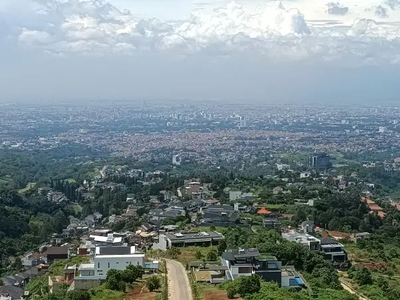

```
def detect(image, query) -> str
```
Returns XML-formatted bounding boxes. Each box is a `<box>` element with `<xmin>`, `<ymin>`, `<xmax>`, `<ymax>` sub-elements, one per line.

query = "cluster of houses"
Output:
<box><xmin>0</xmin><ymin>175</ymin><xmax>381</xmax><ymax>299</ymax></box>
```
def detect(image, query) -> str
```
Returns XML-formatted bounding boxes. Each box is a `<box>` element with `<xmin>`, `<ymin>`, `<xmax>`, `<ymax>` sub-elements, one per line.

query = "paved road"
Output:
<box><xmin>166</xmin><ymin>259</ymin><xmax>192</xmax><ymax>300</ymax></box>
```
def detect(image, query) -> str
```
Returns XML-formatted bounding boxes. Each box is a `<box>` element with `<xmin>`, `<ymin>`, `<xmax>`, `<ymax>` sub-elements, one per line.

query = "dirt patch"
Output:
<box><xmin>204</xmin><ymin>290</ymin><xmax>241</xmax><ymax>300</ymax></box>
<box><xmin>357</xmin><ymin>262</ymin><xmax>388</xmax><ymax>270</ymax></box>
<box><xmin>121</xmin><ymin>283</ymin><xmax>158</xmax><ymax>300</ymax></box>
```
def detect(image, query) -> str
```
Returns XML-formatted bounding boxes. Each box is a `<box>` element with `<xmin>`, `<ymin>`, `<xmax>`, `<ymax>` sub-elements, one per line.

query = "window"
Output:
<box><xmin>116</xmin><ymin>262</ymin><xmax>119</xmax><ymax>265</ymax></box>
<box><xmin>97</xmin><ymin>263</ymin><xmax>100</xmax><ymax>269</ymax></box>
<box><xmin>137</xmin><ymin>262</ymin><xmax>140</xmax><ymax>266</ymax></box>
<box><xmin>108</xmin><ymin>262</ymin><xmax>110</xmax><ymax>268</ymax></box>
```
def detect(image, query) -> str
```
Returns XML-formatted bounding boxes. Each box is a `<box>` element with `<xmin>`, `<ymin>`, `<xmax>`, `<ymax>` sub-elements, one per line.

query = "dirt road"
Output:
<box><xmin>166</xmin><ymin>259</ymin><xmax>192</xmax><ymax>300</ymax></box>
<box><xmin>340</xmin><ymin>278</ymin><xmax>369</xmax><ymax>300</ymax></box>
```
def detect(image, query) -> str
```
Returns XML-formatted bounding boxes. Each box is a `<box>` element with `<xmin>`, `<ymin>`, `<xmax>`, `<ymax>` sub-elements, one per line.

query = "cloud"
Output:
<box><xmin>326</xmin><ymin>2</ymin><xmax>349</xmax><ymax>15</ymax></box>
<box><xmin>386</xmin><ymin>0</ymin><xmax>400</xmax><ymax>9</ymax></box>
<box><xmin>374</xmin><ymin>5</ymin><xmax>388</xmax><ymax>18</ymax></box>
<box><xmin>0</xmin><ymin>0</ymin><xmax>399</xmax><ymax>65</ymax></box>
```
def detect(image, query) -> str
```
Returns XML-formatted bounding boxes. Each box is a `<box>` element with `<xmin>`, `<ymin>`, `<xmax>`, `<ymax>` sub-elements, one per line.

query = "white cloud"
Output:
<box><xmin>0</xmin><ymin>0</ymin><xmax>399</xmax><ymax>64</ymax></box>
<box><xmin>18</xmin><ymin>28</ymin><xmax>54</xmax><ymax>45</ymax></box>
<box><xmin>326</xmin><ymin>2</ymin><xmax>349</xmax><ymax>15</ymax></box>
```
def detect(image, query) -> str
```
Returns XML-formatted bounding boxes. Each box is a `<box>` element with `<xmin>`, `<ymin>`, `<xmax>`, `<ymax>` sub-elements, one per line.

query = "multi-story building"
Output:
<box><xmin>309</xmin><ymin>153</ymin><xmax>331</xmax><ymax>169</ymax></box>
<box><xmin>282</xmin><ymin>231</ymin><xmax>321</xmax><ymax>252</ymax></box>
<box><xmin>229</xmin><ymin>191</ymin><xmax>254</xmax><ymax>201</ymax></box>
<box><xmin>153</xmin><ymin>231</ymin><xmax>224</xmax><ymax>250</ymax></box>
<box><xmin>320</xmin><ymin>238</ymin><xmax>348</xmax><ymax>262</ymax></box>
<box><xmin>77</xmin><ymin>246</ymin><xmax>145</xmax><ymax>280</ymax></box>
<box><xmin>221</xmin><ymin>248</ymin><xmax>282</xmax><ymax>286</ymax></box>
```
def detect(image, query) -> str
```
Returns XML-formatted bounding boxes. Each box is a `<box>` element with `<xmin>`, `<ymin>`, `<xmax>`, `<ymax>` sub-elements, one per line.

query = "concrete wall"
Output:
<box><xmin>281</xmin><ymin>275</ymin><xmax>290</xmax><ymax>287</ymax></box>
<box><xmin>74</xmin><ymin>279</ymin><xmax>101</xmax><ymax>290</ymax></box>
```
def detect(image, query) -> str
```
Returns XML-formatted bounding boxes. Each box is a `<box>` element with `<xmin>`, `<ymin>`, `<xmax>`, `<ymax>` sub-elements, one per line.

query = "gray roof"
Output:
<box><xmin>98</xmin><ymin>246</ymin><xmax>131</xmax><ymax>255</ymax></box>
<box><xmin>45</xmin><ymin>246</ymin><xmax>69</xmax><ymax>255</ymax></box>
<box><xmin>0</xmin><ymin>286</ymin><xmax>24</xmax><ymax>299</ymax></box>
<box><xmin>189</xmin><ymin>261</ymin><xmax>219</xmax><ymax>267</ymax></box>
<box><xmin>165</xmin><ymin>231</ymin><xmax>224</xmax><ymax>242</ymax></box>
<box><xmin>222</xmin><ymin>248</ymin><xmax>261</xmax><ymax>261</ymax></box>
<box><xmin>320</xmin><ymin>237</ymin><xmax>339</xmax><ymax>245</ymax></box>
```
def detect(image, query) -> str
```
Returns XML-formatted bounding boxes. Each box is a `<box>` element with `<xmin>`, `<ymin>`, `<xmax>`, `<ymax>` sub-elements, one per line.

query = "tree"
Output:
<box><xmin>218</xmin><ymin>240</ymin><xmax>227</xmax><ymax>255</ymax></box>
<box><xmin>237</xmin><ymin>274</ymin><xmax>261</xmax><ymax>297</ymax></box>
<box><xmin>66</xmin><ymin>290</ymin><xmax>90</xmax><ymax>300</ymax></box>
<box><xmin>121</xmin><ymin>265</ymin><xmax>144</xmax><ymax>283</ymax></box>
<box><xmin>206</xmin><ymin>249</ymin><xmax>218</xmax><ymax>261</ymax></box>
<box><xmin>146</xmin><ymin>275</ymin><xmax>161</xmax><ymax>292</ymax></box>
<box><xmin>167</xmin><ymin>247</ymin><xmax>181</xmax><ymax>259</ymax></box>
<box><xmin>106</xmin><ymin>269</ymin><xmax>125</xmax><ymax>291</ymax></box>
<box><xmin>354</xmin><ymin>268</ymin><xmax>373</xmax><ymax>285</ymax></box>
<box><xmin>226</xmin><ymin>282</ymin><xmax>237</xmax><ymax>299</ymax></box>
<box><xmin>195</xmin><ymin>250</ymin><xmax>203</xmax><ymax>260</ymax></box>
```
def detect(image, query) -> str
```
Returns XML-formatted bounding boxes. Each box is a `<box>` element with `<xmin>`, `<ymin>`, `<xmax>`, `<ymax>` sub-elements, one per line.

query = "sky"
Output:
<box><xmin>1</xmin><ymin>0</ymin><xmax>400</xmax><ymax>103</ymax></box>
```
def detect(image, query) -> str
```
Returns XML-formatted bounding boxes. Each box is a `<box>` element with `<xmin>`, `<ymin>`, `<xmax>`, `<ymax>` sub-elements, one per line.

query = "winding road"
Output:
<box><xmin>166</xmin><ymin>259</ymin><xmax>192</xmax><ymax>300</ymax></box>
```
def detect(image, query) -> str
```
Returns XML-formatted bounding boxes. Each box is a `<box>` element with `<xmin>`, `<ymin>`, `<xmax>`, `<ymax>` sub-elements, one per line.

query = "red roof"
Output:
<box><xmin>257</xmin><ymin>207</ymin><xmax>272</xmax><ymax>215</ymax></box>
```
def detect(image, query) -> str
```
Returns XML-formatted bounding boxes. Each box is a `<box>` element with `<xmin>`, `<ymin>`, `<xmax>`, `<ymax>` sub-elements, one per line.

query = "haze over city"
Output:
<box><xmin>1</xmin><ymin>0</ymin><xmax>400</xmax><ymax>102</ymax></box>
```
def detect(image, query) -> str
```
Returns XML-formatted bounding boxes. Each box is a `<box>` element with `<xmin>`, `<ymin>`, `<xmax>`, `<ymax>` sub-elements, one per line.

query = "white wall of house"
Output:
<box><xmin>93</xmin><ymin>255</ymin><xmax>145</xmax><ymax>278</ymax></box>
<box><xmin>281</xmin><ymin>275</ymin><xmax>290</xmax><ymax>287</ymax></box>
<box><xmin>229</xmin><ymin>191</ymin><xmax>253</xmax><ymax>201</ymax></box>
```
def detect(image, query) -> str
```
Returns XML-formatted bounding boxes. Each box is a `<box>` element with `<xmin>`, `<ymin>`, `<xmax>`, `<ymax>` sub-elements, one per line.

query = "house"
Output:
<box><xmin>50</xmin><ymin>233</ymin><xmax>66</xmax><ymax>245</ymax></box>
<box><xmin>281</xmin><ymin>266</ymin><xmax>306</xmax><ymax>289</ymax></box>
<box><xmin>257</xmin><ymin>207</ymin><xmax>272</xmax><ymax>216</ymax></box>
<box><xmin>148</xmin><ymin>207</ymin><xmax>185</xmax><ymax>225</ymax></box>
<box><xmin>188</xmin><ymin>260</ymin><xmax>227</xmax><ymax>284</ymax></box>
<box><xmin>200</xmin><ymin>204</ymin><xmax>246</xmax><ymax>227</ymax></box>
<box><xmin>229</xmin><ymin>191</ymin><xmax>254</xmax><ymax>201</ymax></box>
<box><xmin>351</xmin><ymin>232</ymin><xmax>371</xmax><ymax>242</ymax></box>
<box><xmin>320</xmin><ymin>237</ymin><xmax>348</xmax><ymax>262</ymax></box>
<box><xmin>263</xmin><ymin>219</ymin><xmax>281</xmax><ymax>230</ymax></box>
<box><xmin>276</xmin><ymin>164</ymin><xmax>290</xmax><ymax>171</ymax></box>
<box><xmin>44</xmin><ymin>246</ymin><xmax>69</xmax><ymax>264</ymax></box>
<box><xmin>221</xmin><ymin>248</ymin><xmax>282</xmax><ymax>286</ymax></box>
<box><xmin>21</xmin><ymin>253</ymin><xmax>45</xmax><ymax>268</ymax></box>
<box><xmin>153</xmin><ymin>231</ymin><xmax>224</xmax><ymax>250</ymax></box>
<box><xmin>1</xmin><ymin>275</ymin><xmax>27</xmax><ymax>288</ymax></box>
<box><xmin>74</xmin><ymin>245</ymin><xmax>155</xmax><ymax>290</ymax></box>
<box><xmin>48</xmin><ymin>265</ymin><xmax>76</xmax><ymax>294</ymax></box>
<box><xmin>282</xmin><ymin>231</ymin><xmax>321</xmax><ymax>252</ymax></box>
<box><xmin>300</xmin><ymin>221</ymin><xmax>315</xmax><ymax>234</ymax></box>
<box><xmin>273</xmin><ymin>187</ymin><xmax>283</xmax><ymax>195</ymax></box>
<box><xmin>300</xmin><ymin>172</ymin><xmax>311</xmax><ymax>179</ymax></box>
<box><xmin>0</xmin><ymin>286</ymin><xmax>25</xmax><ymax>300</ymax></box>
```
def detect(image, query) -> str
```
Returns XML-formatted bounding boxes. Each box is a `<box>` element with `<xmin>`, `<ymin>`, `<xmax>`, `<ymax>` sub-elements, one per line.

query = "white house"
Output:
<box><xmin>76</xmin><ymin>246</ymin><xmax>145</xmax><ymax>280</ymax></box>
<box><xmin>229</xmin><ymin>191</ymin><xmax>254</xmax><ymax>201</ymax></box>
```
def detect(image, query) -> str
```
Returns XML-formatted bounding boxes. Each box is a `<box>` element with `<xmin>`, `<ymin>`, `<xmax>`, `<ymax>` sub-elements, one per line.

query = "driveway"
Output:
<box><xmin>166</xmin><ymin>259</ymin><xmax>192</xmax><ymax>300</ymax></box>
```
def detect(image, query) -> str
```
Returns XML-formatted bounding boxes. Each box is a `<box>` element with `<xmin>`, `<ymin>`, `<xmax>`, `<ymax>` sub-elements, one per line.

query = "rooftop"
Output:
<box><xmin>282</xmin><ymin>231</ymin><xmax>320</xmax><ymax>244</ymax></box>
<box><xmin>222</xmin><ymin>248</ymin><xmax>261</xmax><ymax>261</ymax></box>
<box><xmin>165</xmin><ymin>231</ymin><xmax>224</xmax><ymax>241</ymax></box>
<box><xmin>79</xmin><ymin>263</ymin><xmax>95</xmax><ymax>271</ymax></box>
<box><xmin>95</xmin><ymin>246</ymin><xmax>136</xmax><ymax>255</ymax></box>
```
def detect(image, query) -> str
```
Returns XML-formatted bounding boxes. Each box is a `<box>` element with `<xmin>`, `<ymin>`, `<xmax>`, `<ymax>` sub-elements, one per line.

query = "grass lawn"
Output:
<box><xmin>18</xmin><ymin>182</ymin><xmax>36</xmax><ymax>193</ymax></box>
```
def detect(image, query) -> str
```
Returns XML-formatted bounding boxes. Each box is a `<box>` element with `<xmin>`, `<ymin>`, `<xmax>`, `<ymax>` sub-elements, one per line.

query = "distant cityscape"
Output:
<box><xmin>1</xmin><ymin>101</ymin><xmax>400</xmax><ymax>164</ymax></box>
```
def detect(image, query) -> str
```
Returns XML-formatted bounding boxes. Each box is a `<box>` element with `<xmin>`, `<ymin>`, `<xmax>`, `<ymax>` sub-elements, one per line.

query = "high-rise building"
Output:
<box><xmin>238</xmin><ymin>116</ymin><xmax>246</xmax><ymax>129</ymax></box>
<box><xmin>172</xmin><ymin>154</ymin><xmax>181</xmax><ymax>166</ymax></box>
<box><xmin>309</xmin><ymin>153</ymin><xmax>331</xmax><ymax>169</ymax></box>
